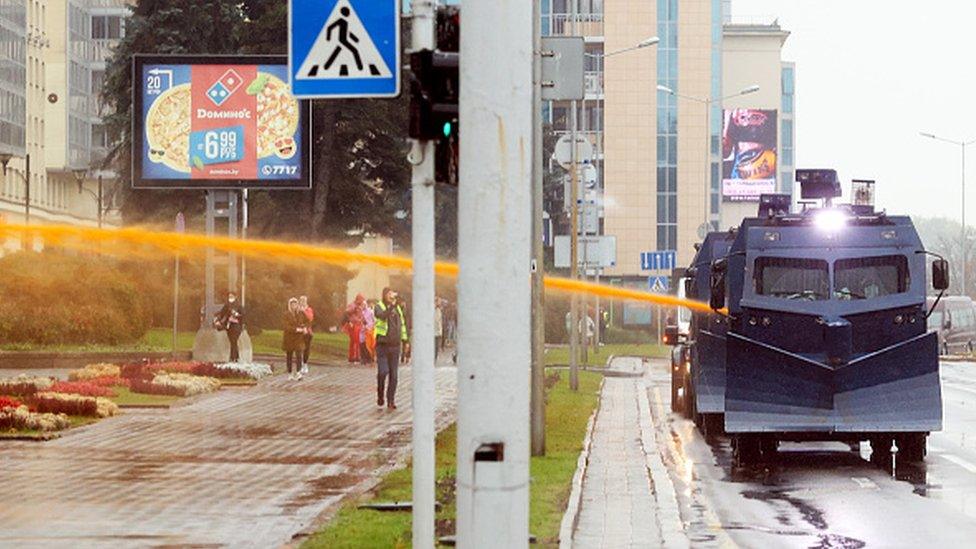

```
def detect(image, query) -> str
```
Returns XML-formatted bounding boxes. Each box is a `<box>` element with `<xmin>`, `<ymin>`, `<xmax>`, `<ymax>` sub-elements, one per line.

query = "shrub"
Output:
<box><xmin>0</xmin><ymin>251</ymin><xmax>153</xmax><ymax>345</ymax></box>
<box><xmin>0</xmin><ymin>375</ymin><xmax>54</xmax><ymax>396</ymax></box>
<box><xmin>120</xmin><ymin>362</ymin><xmax>153</xmax><ymax>380</ymax></box>
<box><xmin>0</xmin><ymin>396</ymin><xmax>23</xmax><ymax>410</ymax></box>
<box><xmin>49</xmin><ymin>381</ymin><xmax>117</xmax><ymax>398</ymax></box>
<box><xmin>0</xmin><ymin>405</ymin><xmax>70</xmax><ymax>432</ymax></box>
<box><xmin>32</xmin><ymin>393</ymin><xmax>119</xmax><ymax>418</ymax></box>
<box><xmin>68</xmin><ymin>363</ymin><xmax>121</xmax><ymax>381</ymax></box>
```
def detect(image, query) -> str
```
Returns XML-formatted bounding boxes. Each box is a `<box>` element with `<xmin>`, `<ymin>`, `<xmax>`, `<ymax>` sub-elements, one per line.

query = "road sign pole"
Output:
<box><xmin>531</xmin><ymin>0</ymin><xmax>546</xmax><ymax>457</ymax></box>
<box><xmin>568</xmin><ymin>1</ymin><xmax>580</xmax><ymax>390</ymax></box>
<box><xmin>409</xmin><ymin>2</ymin><xmax>436</xmax><ymax>548</ymax></box>
<box><xmin>457</xmin><ymin>0</ymin><xmax>533</xmax><ymax>543</ymax></box>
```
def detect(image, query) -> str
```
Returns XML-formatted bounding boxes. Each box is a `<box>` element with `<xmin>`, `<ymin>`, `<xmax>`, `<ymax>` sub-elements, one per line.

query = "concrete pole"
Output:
<box><xmin>410</xmin><ymin>2</ymin><xmax>437</xmax><ymax>547</ymax></box>
<box><xmin>962</xmin><ymin>142</ymin><xmax>967</xmax><ymax>297</ymax></box>
<box><xmin>530</xmin><ymin>0</ymin><xmax>547</xmax><ymax>457</ymax></box>
<box><xmin>568</xmin><ymin>0</ymin><xmax>580</xmax><ymax>391</ymax></box>
<box><xmin>457</xmin><ymin>0</ymin><xmax>533</xmax><ymax>543</ymax></box>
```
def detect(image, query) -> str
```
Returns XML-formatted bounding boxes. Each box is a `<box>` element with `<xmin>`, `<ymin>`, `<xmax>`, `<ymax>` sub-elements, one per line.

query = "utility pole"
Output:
<box><xmin>568</xmin><ymin>0</ymin><xmax>580</xmax><ymax>392</ymax></box>
<box><xmin>530</xmin><ymin>0</ymin><xmax>546</xmax><ymax>456</ymax></box>
<box><xmin>410</xmin><ymin>2</ymin><xmax>437</xmax><ymax>547</ymax></box>
<box><xmin>457</xmin><ymin>0</ymin><xmax>533</xmax><ymax>544</ymax></box>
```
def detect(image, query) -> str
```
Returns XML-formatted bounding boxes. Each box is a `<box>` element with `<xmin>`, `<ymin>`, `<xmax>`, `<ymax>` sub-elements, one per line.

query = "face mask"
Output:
<box><xmin>229</xmin><ymin>298</ymin><xmax>236</xmax><ymax>303</ymax></box>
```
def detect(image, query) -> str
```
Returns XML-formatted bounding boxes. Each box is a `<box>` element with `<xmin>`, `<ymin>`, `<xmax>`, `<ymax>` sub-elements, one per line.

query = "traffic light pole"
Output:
<box><xmin>457</xmin><ymin>0</ymin><xmax>533</xmax><ymax>544</ymax></box>
<box><xmin>410</xmin><ymin>2</ymin><xmax>437</xmax><ymax>548</ymax></box>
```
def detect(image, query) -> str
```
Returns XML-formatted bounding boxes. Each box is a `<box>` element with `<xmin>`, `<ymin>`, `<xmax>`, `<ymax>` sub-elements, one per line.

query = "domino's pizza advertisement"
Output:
<box><xmin>140</xmin><ymin>63</ymin><xmax>303</xmax><ymax>182</ymax></box>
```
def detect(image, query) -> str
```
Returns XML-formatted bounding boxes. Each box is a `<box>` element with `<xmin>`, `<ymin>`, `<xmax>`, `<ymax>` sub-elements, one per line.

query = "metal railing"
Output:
<box><xmin>547</xmin><ymin>13</ymin><xmax>604</xmax><ymax>37</ymax></box>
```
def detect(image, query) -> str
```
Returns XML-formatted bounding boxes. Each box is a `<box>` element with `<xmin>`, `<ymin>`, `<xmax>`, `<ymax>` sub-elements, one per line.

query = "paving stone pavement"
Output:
<box><xmin>0</xmin><ymin>364</ymin><xmax>457</xmax><ymax>548</ymax></box>
<box><xmin>572</xmin><ymin>357</ymin><xmax>662</xmax><ymax>548</ymax></box>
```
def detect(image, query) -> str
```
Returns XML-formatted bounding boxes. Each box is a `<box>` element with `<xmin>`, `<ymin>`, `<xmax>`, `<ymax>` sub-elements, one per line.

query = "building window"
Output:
<box><xmin>91</xmin><ymin>124</ymin><xmax>109</xmax><ymax>149</ymax></box>
<box><xmin>91</xmin><ymin>14</ymin><xmax>123</xmax><ymax>40</ymax></box>
<box><xmin>656</xmin><ymin>0</ymin><xmax>678</xmax><ymax>253</ymax></box>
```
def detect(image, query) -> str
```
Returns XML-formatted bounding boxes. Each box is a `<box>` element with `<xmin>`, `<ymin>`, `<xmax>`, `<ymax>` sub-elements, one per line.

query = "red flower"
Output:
<box><xmin>0</xmin><ymin>396</ymin><xmax>22</xmax><ymax>409</ymax></box>
<box><xmin>49</xmin><ymin>381</ymin><xmax>116</xmax><ymax>398</ymax></box>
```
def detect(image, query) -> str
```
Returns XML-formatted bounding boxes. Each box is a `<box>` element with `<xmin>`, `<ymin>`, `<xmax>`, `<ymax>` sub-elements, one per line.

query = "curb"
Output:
<box><xmin>557</xmin><ymin>376</ymin><xmax>604</xmax><ymax>549</ymax></box>
<box><xmin>637</xmin><ymin>376</ymin><xmax>689</xmax><ymax>548</ymax></box>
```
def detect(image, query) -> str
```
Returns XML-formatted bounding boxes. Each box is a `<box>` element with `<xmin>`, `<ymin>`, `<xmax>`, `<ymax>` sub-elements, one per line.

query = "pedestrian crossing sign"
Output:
<box><xmin>288</xmin><ymin>0</ymin><xmax>400</xmax><ymax>99</ymax></box>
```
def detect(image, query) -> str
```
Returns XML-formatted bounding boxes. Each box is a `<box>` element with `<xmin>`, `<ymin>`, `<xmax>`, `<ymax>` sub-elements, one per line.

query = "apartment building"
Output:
<box><xmin>0</xmin><ymin>0</ymin><xmax>126</xmax><ymax>241</ymax></box>
<box><xmin>544</xmin><ymin>1</ymin><xmax>796</xmax><ymax>293</ymax></box>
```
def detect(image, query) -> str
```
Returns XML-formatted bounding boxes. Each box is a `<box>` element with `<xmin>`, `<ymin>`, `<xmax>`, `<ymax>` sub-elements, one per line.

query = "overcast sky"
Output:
<box><xmin>732</xmin><ymin>0</ymin><xmax>976</xmax><ymax>222</ymax></box>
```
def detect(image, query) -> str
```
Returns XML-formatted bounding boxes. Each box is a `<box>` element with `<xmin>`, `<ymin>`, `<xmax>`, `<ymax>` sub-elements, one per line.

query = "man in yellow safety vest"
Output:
<box><xmin>374</xmin><ymin>287</ymin><xmax>406</xmax><ymax>409</ymax></box>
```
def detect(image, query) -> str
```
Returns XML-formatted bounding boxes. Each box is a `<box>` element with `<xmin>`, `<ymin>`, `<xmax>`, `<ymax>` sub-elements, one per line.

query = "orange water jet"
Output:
<box><xmin>0</xmin><ymin>222</ymin><xmax>718</xmax><ymax>314</ymax></box>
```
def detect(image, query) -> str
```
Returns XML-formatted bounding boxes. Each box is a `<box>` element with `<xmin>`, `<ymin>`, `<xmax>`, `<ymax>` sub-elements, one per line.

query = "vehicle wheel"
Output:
<box><xmin>702</xmin><ymin>413</ymin><xmax>724</xmax><ymax>438</ymax></box>
<box><xmin>681</xmin><ymin>373</ymin><xmax>694</xmax><ymax>420</ymax></box>
<box><xmin>733</xmin><ymin>434</ymin><xmax>763</xmax><ymax>468</ymax></box>
<box><xmin>968</xmin><ymin>341</ymin><xmax>974</xmax><ymax>355</ymax></box>
<box><xmin>760</xmin><ymin>436</ymin><xmax>779</xmax><ymax>458</ymax></box>
<box><xmin>870</xmin><ymin>435</ymin><xmax>894</xmax><ymax>465</ymax></box>
<box><xmin>896</xmin><ymin>433</ymin><xmax>927</xmax><ymax>463</ymax></box>
<box><xmin>670</xmin><ymin>362</ymin><xmax>682</xmax><ymax>413</ymax></box>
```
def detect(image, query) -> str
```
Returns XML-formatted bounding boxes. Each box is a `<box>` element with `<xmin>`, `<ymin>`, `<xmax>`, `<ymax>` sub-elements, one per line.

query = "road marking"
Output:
<box><xmin>851</xmin><ymin>477</ymin><xmax>878</xmax><ymax>489</ymax></box>
<box><xmin>929</xmin><ymin>445</ymin><xmax>976</xmax><ymax>474</ymax></box>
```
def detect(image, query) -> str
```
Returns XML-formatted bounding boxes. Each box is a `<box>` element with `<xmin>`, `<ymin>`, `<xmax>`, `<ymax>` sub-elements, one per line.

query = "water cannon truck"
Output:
<box><xmin>668</xmin><ymin>169</ymin><xmax>949</xmax><ymax>467</ymax></box>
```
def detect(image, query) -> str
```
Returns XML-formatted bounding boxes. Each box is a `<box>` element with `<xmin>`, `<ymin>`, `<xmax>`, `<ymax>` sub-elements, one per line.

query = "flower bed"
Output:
<box><xmin>129</xmin><ymin>377</ymin><xmax>185</xmax><ymax>397</ymax></box>
<box><xmin>0</xmin><ymin>405</ymin><xmax>70</xmax><ymax>432</ymax></box>
<box><xmin>0</xmin><ymin>375</ymin><xmax>54</xmax><ymax>396</ymax></box>
<box><xmin>0</xmin><ymin>396</ymin><xmax>23</xmax><ymax>410</ymax></box>
<box><xmin>68</xmin><ymin>363</ymin><xmax>121</xmax><ymax>381</ymax></box>
<box><xmin>32</xmin><ymin>392</ymin><xmax>119</xmax><ymax>418</ymax></box>
<box><xmin>214</xmin><ymin>362</ymin><xmax>274</xmax><ymax>380</ymax></box>
<box><xmin>49</xmin><ymin>381</ymin><xmax>117</xmax><ymax>398</ymax></box>
<box><xmin>86</xmin><ymin>376</ymin><xmax>131</xmax><ymax>389</ymax></box>
<box><xmin>148</xmin><ymin>373</ymin><xmax>221</xmax><ymax>397</ymax></box>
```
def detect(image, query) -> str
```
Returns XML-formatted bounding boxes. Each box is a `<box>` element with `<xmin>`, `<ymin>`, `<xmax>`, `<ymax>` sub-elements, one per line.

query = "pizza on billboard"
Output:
<box><xmin>134</xmin><ymin>56</ymin><xmax>308</xmax><ymax>188</ymax></box>
<box><xmin>722</xmin><ymin>109</ymin><xmax>777</xmax><ymax>202</ymax></box>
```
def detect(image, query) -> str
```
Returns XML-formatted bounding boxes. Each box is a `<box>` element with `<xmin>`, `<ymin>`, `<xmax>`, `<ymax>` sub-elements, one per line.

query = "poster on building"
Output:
<box><xmin>722</xmin><ymin>109</ymin><xmax>777</xmax><ymax>201</ymax></box>
<box><xmin>132</xmin><ymin>55</ymin><xmax>310</xmax><ymax>189</ymax></box>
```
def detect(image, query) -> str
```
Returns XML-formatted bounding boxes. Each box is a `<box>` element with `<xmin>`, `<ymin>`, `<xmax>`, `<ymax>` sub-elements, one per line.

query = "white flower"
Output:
<box><xmin>214</xmin><ymin>362</ymin><xmax>274</xmax><ymax>380</ymax></box>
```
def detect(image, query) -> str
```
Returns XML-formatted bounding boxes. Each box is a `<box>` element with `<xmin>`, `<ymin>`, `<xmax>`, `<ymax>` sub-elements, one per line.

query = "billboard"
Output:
<box><xmin>133</xmin><ymin>55</ymin><xmax>311</xmax><ymax>189</ymax></box>
<box><xmin>722</xmin><ymin>109</ymin><xmax>777</xmax><ymax>202</ymax></box>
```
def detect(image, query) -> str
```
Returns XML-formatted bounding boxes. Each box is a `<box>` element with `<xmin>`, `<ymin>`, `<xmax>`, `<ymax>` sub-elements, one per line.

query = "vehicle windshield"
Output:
<box><xmin>834</xmin><ymin>255</ymin><xmax>908</xmax><ymax>300</ymax></box>
<box><xmin>755</xmin><ymin>257</ymin><xmax>830</xmax><ymax>301</ymax></box>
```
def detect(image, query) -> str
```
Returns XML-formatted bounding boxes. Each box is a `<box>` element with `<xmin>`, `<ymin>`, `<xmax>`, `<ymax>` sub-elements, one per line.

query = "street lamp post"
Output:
<box><xmin>73</xmin><ymin>169</ymin><xmax>104</xmax><ymax>229</ymax></box>
<box><xmin>657</xmin><ymin>84</ymin><xmax>759</xmax><ymax>233</ymax></box>
<box><xmin>0</xmin><ymin>153</ymin><xmax>31</xmax><ymax>227</ymax></box>
<box><xmin>920</xmin><ymin>132</ymin><xmax>976</xmax><ymax>297</ymax></box>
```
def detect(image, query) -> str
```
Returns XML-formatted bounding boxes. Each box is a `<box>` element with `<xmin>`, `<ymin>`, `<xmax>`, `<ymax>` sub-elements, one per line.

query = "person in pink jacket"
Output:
<box><xmin>299</xmin><ymin>295</ymin><xmax>314</xmax><ymax>374</ymax></box>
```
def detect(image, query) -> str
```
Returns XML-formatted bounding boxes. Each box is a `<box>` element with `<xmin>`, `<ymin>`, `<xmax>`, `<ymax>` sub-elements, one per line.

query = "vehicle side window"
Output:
<box><xmin>928</xmin><ymin>310</ymin><xmax>943</xmax><ymax>330</ymax></box>
<box><xmin>833</xmin><ymin>255</ymin><xmax>908</xmax><ymax>300</ymax></box>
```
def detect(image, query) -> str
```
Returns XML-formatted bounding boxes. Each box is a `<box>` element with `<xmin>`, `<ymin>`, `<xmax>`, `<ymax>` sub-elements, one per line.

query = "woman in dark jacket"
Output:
<box><xmin>283</xmin><ymin>298</ymin><xmax>308</xmax><ymax>380</ymax></box>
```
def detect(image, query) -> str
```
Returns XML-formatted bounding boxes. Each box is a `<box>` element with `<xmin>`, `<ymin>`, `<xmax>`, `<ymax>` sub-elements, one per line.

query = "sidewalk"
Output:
<box><xmin>0</xmin><ymin>363</ymin><xmax>457</xmax><ymax>548</ymax></box>
<box><xmin>568</xmin><ymin>356</ymin><xmax>684</xmax><ymax>548</ymax></box>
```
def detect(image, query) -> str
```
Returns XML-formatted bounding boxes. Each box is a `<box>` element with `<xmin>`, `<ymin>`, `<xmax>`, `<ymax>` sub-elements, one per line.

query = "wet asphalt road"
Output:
<box><xmin>645</xmin><ymin>359</ymin><xmax>976</xmax><ymax>548</ymax></box>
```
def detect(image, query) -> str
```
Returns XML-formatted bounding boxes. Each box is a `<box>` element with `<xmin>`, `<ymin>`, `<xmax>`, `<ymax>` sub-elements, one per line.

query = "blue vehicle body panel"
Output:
<box><xmin>687</xmin><ymin>232</ymin><xmax>735</xmax><ymax>414</ymax></box>
<box><xmin>725</xmin><ymin>331</ymin><xmax>942</xmax><ymax>433</ymax></box>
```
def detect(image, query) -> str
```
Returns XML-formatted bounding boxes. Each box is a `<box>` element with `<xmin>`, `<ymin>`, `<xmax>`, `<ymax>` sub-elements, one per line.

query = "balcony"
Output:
<box><xmin>584</xmin><ymin>71</ymin><xmax>603</xmax><ymax>97</ymax></box>
<box><xmin>547</xmin><ymin>13</ymin><xmax>604</xmax><ymax>38</ymax></box>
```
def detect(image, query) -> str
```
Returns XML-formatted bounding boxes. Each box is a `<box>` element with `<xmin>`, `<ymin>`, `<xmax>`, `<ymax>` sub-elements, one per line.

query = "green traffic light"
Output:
<box><xmin>442</xmin><ymin>121</ymin><xmax>453</xmax><ymax>138</ymax></box>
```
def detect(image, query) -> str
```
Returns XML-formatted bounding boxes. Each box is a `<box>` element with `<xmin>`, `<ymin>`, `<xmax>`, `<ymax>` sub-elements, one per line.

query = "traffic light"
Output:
<box><xmin>408</xmin><ymin>50</ymin><xmax>458</xmax><ymax>141</ymax></box>
<box><xmin>409</xmin><ymin>5</ymin><xmax>460</xmax><ymax>185</ymax></box>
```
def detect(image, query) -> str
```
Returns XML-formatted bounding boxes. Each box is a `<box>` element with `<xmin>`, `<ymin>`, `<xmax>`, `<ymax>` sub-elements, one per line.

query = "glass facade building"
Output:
<box><xmin>655</xmin><ymin>0</ymin><xmax>677</xmax><ymax>251</ymax></box>
<box><xmin>0</xmin><ymin>0</ymin><xmax>27</xmax><ymax>157</ymax></box>
<box><xmin>780</xmin><ymin>62</ymin><xmax>796</xmax><ymax>196</ymax></box>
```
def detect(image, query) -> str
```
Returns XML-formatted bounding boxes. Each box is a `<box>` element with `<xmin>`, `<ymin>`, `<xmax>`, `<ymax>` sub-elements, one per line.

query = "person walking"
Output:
<box><xmin>299</xmin><ymin>296</ymin><xmax>314</xmax><ymax>375</ymax></box>
<box><xmin>374</xmin><ymin>288</ymin><xmax>406</xmax><ymax>409</ymax></box>
<box><xmin>434</xmin><ymin>300</ymin><xmax>444</xmax><ymax>359</ymax></box>
<box><xmin>283</xmin><ymin>298</ymin><xmax>308</xmax><ymax>381</ymax></box>
<box><xmin>214</xmin><ymin>291</ymin><xmax>245</xmax><ymax>363</ymax></box>
<box><xmin>343</xmin><ymin>294</ymin><xmax>366</xmax><ymax>363</ymax></box>
<box><xmin>362</xmin><ymin>298</ymin><xmax>377</xmax><ymax>364</ymax></box>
